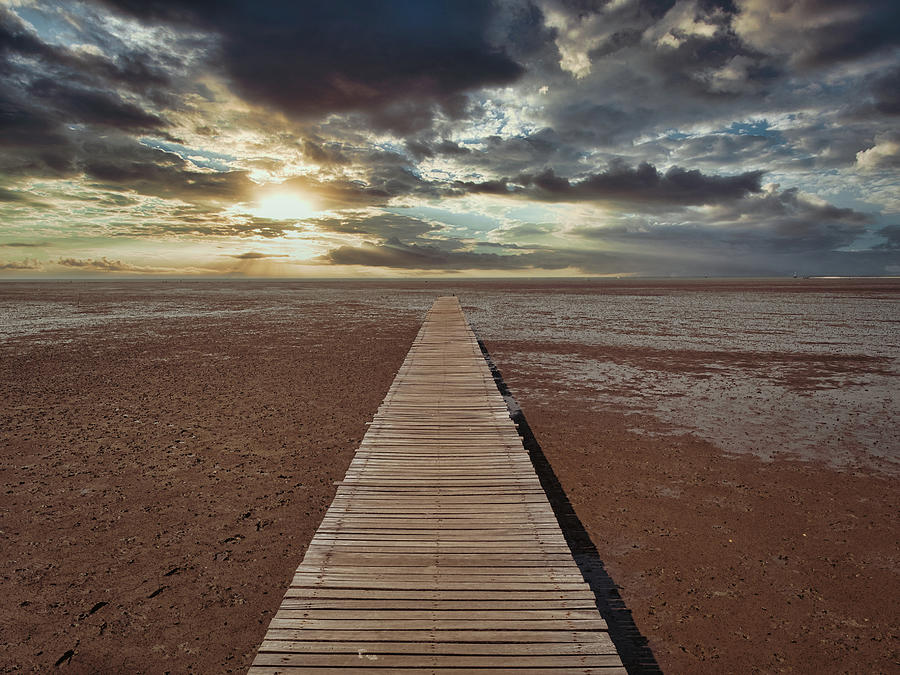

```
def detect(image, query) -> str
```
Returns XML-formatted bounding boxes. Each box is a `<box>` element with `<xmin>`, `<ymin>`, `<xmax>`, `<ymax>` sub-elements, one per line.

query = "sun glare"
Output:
<box><xmin>251</xmin><ymin>192</ymin><xmax>316</xmax><ymax>220</ymax></box>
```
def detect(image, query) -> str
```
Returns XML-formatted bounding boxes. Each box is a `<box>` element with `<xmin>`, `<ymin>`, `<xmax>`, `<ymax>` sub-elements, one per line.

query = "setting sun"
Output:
<box><xmin>250</xmin><ymin>191</ymin><xmax>316</xmax><ymax>221</ymax></box>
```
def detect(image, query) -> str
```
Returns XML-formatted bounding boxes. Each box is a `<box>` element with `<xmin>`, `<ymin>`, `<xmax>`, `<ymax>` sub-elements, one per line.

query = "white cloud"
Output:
<box><xmin>856</xmin><ymin>135</ymin><xmax>900</xmax><ymax>171</ymax></box>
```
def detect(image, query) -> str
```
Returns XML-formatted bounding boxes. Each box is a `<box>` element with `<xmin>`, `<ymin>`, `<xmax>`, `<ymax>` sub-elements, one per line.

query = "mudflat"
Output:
<box><xmin>1</xmin><ymin>283</ymin><xmax>421</xmax><ymax>671</ymax></box>
<box><xmin>1</xmin><ymin>279</ymin><xmax>897</xmax><ymax>672</ymax></box>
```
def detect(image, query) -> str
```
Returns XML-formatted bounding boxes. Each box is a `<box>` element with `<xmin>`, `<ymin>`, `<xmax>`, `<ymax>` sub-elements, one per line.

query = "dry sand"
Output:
<box><xmin>1</xmin><ymin>280</ymin><xmax>897</xmax><ymax>672</ymax></box>
<box><xmin>1</xmin><ymin>297</ymin><xmax>421</xmax><ymax>671</ymax></box>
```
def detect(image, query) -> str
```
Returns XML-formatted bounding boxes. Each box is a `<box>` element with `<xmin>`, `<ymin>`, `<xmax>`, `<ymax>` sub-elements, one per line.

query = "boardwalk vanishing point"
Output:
<box><xmin>249</xmin><ymin>296</ymin><xmax>626</xmax><ymax>673</ymax></box>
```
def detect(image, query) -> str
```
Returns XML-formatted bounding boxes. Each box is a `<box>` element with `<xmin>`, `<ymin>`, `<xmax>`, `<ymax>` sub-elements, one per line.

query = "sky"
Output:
<box><xmin>0</xmin><ymin>0</ymin><xmax>898</xmax><ymax>278</ymax></box>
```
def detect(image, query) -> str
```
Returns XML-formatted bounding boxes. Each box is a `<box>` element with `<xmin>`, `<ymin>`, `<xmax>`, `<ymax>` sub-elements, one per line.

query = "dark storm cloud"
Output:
<box><xmin>0</xmin><ymin>87</ymin><xmax>80</xmax><ymax>179</ymax></box>
<box><xmin>776</xmin><ymin>0</ymin><xmax>900</xmax><ymax>69</ymax></box>
<box><xmin>312</xmin><ymin>214</ymin><xmax>442</xmax><ymax>243</ymax></box>
<box><xmin>82</xmin><ymin>138</ymin><xmax>253</xmax><ymax>203</ymax></box>
<box><xmin>665</xmin><ymin>132</ymin><xmax>788</xmax><ymax>167</ymax></box>
<box><xmin>0</xmin><ymin>7</ymin><xmax>173</xmax><ymax>93</ymax></box>
<box><xmin>0</xmin><ymin>188</ymin><xmax>49</xmax><ymax>207</ymax></box>
<box><xmin>27</xmin><ymin>78</ymin><xmax>166</xmax><ymax>130</ymax></box>
<box><xmin>317</xmin><ymin>232</ymin><xmax>876</xmax><ymax>276</ymax></box>
<box><xmin>711</xmin><ymin>187</ymin><xmax>864</xmax><ymax>227</ymax></box>
<box><xmin>322</xmin><ymin>236</ymin><xmax>610</xmax><ymax>270</ymax></box>
<box><xmin>441</xmin><ymin>129</ymin><xmax>590</xmax><ymax>177</ymax></box>
<box><xmin>573</xmin><ymin>186</ymin><xmax>872</xmax><ymax>255</ymax></box>
<box><xmin>456</xmin><ymin>161</ymin><xmax>764</xmax><ymax>205</ymax></box>
<box><xmin>649</xmin><ymin>30</ymin><xmax>778</xmax><ymax>97</ymax></box>
<box><xmin>875</xmin><ymin>224</ymin><xmax>900</xmax><ymax>250</ymax></box>
<box><xmin>98</xmin><ymin>0</ymin><xmax>527</xmax><ymax>120</ymax></box>
<box><xmin>539</xmin><ymin>0</ymin><xmax>778</xmax><ymax>99</ymax></box>
<box><xmin>550</xmin><ymin>103</ymin><xmax>656</xmax><ymax>149</ymax></box>
<box><xmin>0</xmin><ymin>7</ymin><xmax>177</xmax><ymax>132</ymax></box>
<box><xmin>530</xmin><ymin>0</ymin><xmax>899</xmax><ymax>160</ymax></box>
<box><xmin>0</xmin><ymin>8</ymin><xmax>182</xmax><ymax>185</ymax></box>
<box><xmin>319</xmin><ymin>223</ymin><xmax>897</xmax><ymax>276</ymax></box>
<box><xmin>871</xmin><ymin>67</ymin><xmax>900</xmax><ymax>116</ymax></box>
<box><xmin>574</xmin><ymin>0</ymin><xmax>898</xmax><ymax>75</ymax></box>
<box><xmin>301</xmin><ymin>140</ymin><xmax>350</xmax><ymax>166</ymax></box>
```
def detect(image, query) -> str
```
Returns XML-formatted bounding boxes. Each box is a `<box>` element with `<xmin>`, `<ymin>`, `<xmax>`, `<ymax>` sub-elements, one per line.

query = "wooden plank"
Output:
<box><xmin>263</xmin><ymin>629</ymin><xmax>613</xmax><ymax>642</ymax></box>
<box><xmin>258</xmin><ymin>639</ymin><xmax>618</xmax><ymax>654</ymax></box>
<box><xmin>292</xmin><ymin>565</ymin><xmax>583</xmax><ymax>575</ymax></box>
<box><xmin>277</xmin><ymin>599</ymin><xmax>598</xmax><ymax>610</ymax></box>
<box><xmin>248</xmin><ymin>296</ymin><xmax>624</xmax><ymax>671</ymax></box>
<box><xmin>252</xmin><ymin>653</ymin><xmax>625</xmax><ymax>667</ymax></box>
<box><xmin>280</xmin><ymin>589</ymin><xmax>598</xmax><ymax>601</ymax></box>
<box><xmin>266</xmin><ymin>618</ymin><xmax>609</xmax><ymax>630</ymax></box>
<box><xmin>249</xmin><ymin>667</ymin><xmax>627</xmax><ymax>675</ymax></box>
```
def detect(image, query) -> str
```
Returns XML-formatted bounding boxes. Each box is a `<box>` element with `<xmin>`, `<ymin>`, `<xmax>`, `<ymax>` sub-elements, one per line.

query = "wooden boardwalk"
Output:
<box><xmin>249</xmin><ymin>296</ymin><xmax>625</xmax><ymax>673</ymax></box>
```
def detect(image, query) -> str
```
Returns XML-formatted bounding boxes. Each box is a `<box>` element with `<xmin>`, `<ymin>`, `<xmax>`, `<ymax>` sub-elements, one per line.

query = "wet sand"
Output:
<box><xmin>1</xmin><ymin>279</ymin><xmax>898</xmax><ymax>672</ymax></box>
<box><xmin>485</xmin><ymin>346</ymin><xmax>899</xmax><ymax>672</ymax></box>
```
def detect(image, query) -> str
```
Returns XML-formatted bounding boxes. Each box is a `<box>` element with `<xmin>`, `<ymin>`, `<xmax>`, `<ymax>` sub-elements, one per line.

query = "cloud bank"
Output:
<box><xmin>0</xmin><ymin>0</ymin><xmax>897</xmax><ymax>276</ymax></box>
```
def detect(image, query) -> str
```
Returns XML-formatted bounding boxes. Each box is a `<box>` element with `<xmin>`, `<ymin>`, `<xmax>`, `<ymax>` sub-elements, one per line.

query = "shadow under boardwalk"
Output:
<box><xmin>478</xmin><ymin>338</ymin><xmax>662</xmax><ymax>675</ymax></box>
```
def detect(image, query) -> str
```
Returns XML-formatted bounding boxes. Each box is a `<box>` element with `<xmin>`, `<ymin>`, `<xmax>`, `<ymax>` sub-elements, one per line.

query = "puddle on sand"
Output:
<box><xmin>501</xmin><ymin>348</ymin><xmax>899</xmax><ymax>474</ymax></box>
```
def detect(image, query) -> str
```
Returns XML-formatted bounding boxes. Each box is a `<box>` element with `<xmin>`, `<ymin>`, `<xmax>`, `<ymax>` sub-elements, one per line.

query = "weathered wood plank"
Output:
<box><xmin>252</xmin><ymin>653</ymin><xmax>625</xmax><ymax>667</ymax></box>
<box><xmin>249</xmin><ymin>668</ymin><xmax>627</xmax><ymax>675</ymax></box>
<box><xmin>258</xmin><ymin>639</ymin><xmax>618</xmax><ymax>655</ymax></box>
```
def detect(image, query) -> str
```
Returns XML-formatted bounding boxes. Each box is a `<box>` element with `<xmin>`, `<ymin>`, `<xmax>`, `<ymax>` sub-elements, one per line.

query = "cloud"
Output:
<box><xmin>436</xmin><ymin>128</ymin><xmax>589</xmax><ymax>177</ymax></box>
<box><xmin>312</xmin><ymin>213</ymin><xmax>442</xmax><ymax>243</ymax></box>
<box><xmin>321</xmin><ymin>237</ymin><xmax>594</xmax><ymax>271</ymax></box>
<box><xmin>0</xmin><ymin>258</ymin><xmax>42</xmax><ymax>270</ymax></box>
<box><xmin>0</xmin><ymin>188</ymin><xmax>51</xmax><ymax>206</ymax></box>
<box><xmin>856</xmin><ymin>133</ymin><xmax>900</xmax><ymax>172</ymax></box>
<box><xmin>319</xmin><ymin>231</ymin><xmax>900</xmax><ymax>277</ymax></box>
<box><xmin>457</xmin><ymin>161</ymin><xmax>764</xmax><ymax>206</ymax></box>
<box><xmin>98</xmin><ymin>0</ymin><xmax>527</xmax><ymax>121</ymax></box>
<box><xmin>227</xmin><ymin>251</ymin><xmax>289</xmax><ymax>259</ymax></box>
<box><xmin>80</xmin><ymin>136</ymin><xmax>254</xmax><ymax>203</ymax></box>
<box><xmin>0</xmin><ymin>7</ymin><xmax>172</xmax><ymax>144</ymax></box>
<box><xmin>281</xmin><ymin>169</ymin><xmax>420</xmax><ymax>211</ymax></box>
<box><xmin>27</xmin><ymin>78</ymin><xmax>166</xmax><ymax>130</ymax></box>
<box><xmin>122</xmin><ymin>209</ymin><xmax>304</xmax><ymax>239</ymax></box>
<box><xmin>871</xmin><ymin>66</ymin><xmax>900</xmax><ymax>116</ymax></box>
<box><xmin>572</xmin><ymin>185</ymin><xmax>873</xmax><ymax>256</ymax></box>
<box><xmin>734</xmin><ymin>0</ymin><xmax>900</xmax><ymax>68</ymax></box>
<box><xmin>0</xmin><ymin>1</ymin><xmax>897</xmax><ymax>279</ymax></box>
<box><xmin>0</xmin><ymin>5</ymin><xmax>196</xmax><ymax>184</ymax></box>
<box><xmin>539</xmin><ymin>0</ymin><xmax>673</xmax><ymax>78</ymax></box>
<box><xmin>539</xmin><ymin>0</ymin><xmax>780</xmax><ymax>98</ymax></box>
<box><xmin>0</xmin><ymin>6</ymin><xmax>174</xmax><ymax>95</ymax></box>
<box><xmin>57</xmin><ymin>256</ymin><xmax>155</xmax><ymax>272</ymax></box>
<box><xmin>875</xmin><ymin>224</ymin><xmax>900</xmax><ymax>250</ymax></box>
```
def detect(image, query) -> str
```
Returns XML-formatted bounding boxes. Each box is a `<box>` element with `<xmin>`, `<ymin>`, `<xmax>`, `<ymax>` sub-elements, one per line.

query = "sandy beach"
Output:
<box><xmin>1</xmin><ymin>280</ymin><xmax>898</xmax><ymax>672</ymax></box>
